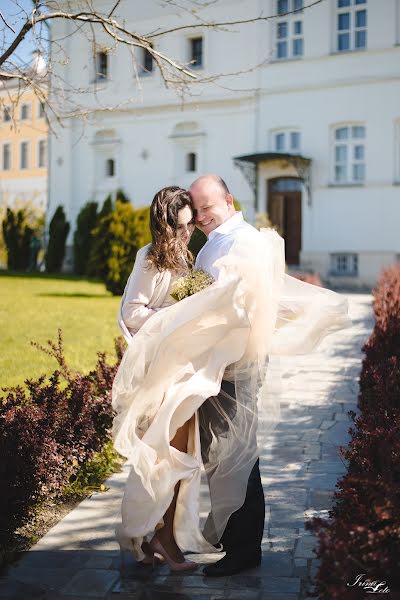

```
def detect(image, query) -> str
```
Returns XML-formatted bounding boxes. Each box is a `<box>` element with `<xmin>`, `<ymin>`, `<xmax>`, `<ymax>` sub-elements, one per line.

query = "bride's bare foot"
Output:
<box><xmin>154</xmin><ymin>529</ymin><xmax>185</xmax><ymax>563</ymax></box>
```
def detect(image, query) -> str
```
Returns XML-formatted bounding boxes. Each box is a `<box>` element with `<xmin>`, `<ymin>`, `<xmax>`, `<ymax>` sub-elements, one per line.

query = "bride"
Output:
<box><xmin>114</xmin><ymin>185</ymin><xmax>200</xmax><ymax>571</ymax></box>
<box><xmin>112</xmin><ymin>180</ymin><xmax>351</xmax><ymax>575</ymax></box>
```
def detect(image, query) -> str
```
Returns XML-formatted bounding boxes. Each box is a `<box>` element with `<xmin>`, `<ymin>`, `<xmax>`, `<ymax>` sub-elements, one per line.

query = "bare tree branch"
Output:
<box><xmin>147</xmin><ymin>0</ymin><xmax>325</xmax><ymax>37</ymax></box>
<box><xmin>0</xmin><ymin>11</ymin><xmax>16</xmax><ymax>33</ymax></box>
<box><xmin>108</xmin><ymin>0</ymin><xmax>122</xmax><ymax>19</ymax></box>
<box><xmin>0</xmin><ymin>0</ymin><xmax>327</xmax><ymax>131</ymax></box>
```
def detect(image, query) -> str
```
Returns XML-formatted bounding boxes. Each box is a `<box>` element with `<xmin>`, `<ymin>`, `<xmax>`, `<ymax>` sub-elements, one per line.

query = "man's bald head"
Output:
<box><xmin>190</xmin><ymin>174</ymin><xmax>231</xmax><ymax>197</ymax></box>
<box><xmin>189</xmin><ymin>174</ymin><xmax>236</xmax><ymax>237</ymax></box>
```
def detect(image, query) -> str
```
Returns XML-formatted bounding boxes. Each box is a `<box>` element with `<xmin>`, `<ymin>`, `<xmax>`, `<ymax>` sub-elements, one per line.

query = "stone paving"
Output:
<box><xmin>0</xmin><ymin>294</ymin><xmax>373</xmax><ymax>600</ymax></box>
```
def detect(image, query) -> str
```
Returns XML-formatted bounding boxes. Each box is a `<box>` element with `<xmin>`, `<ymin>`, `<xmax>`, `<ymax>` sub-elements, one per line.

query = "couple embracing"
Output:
<box><xmin>112</xmin><ymin>174</ymin><xmax>350</xmax><ymax>577</ymax></box>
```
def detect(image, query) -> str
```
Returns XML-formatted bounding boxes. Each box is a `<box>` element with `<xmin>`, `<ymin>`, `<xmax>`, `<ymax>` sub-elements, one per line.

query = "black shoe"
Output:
<box><xmin>203</xmin><ymin>552</ymin><xmax>261</xmax><ymax>577</ymax></box>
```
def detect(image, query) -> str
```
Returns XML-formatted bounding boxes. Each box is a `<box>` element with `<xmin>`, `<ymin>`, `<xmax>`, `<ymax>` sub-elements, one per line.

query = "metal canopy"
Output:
<box><xmin>233</xmin><ymin>152</ymin><xmax>313</xmax><ymax>206</ymax></box>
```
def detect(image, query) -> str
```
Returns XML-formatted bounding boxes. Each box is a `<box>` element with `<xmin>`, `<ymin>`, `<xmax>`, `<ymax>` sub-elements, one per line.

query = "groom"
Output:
<box><xmin>189</xmin><ymin>174</ymin><xmax>265</xmax><ymax>577</ymax></box>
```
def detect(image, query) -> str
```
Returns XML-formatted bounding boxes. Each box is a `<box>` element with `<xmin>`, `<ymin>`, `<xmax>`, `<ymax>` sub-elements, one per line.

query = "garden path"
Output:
<box><xmin>0</xmin><ymin>293</ymin><xmax>373</xmax><ymax>600</ymax></box>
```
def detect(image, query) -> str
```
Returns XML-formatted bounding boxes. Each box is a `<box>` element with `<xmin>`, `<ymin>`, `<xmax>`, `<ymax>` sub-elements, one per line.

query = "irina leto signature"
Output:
<box><xmin>347</xmin><ymin>574</ymin><xmax>390</xmax><ymax>594</ymax></box>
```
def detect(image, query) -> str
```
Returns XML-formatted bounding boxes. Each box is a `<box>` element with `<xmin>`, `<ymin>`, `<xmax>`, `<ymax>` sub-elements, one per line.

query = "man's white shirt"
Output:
<box><xmin>195</xmin><ymin>212</ymin><xmax>255</xmax><ymax>280</ymax></box>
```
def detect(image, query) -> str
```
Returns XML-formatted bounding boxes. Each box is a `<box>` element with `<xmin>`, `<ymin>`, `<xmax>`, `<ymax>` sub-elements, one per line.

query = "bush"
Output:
<box><xmin>2</xmin><ymin>207</ymin><xmax>33</xmax><ymax>270</ymax></box>
<box><xmin>307</xmin><ymin>264</ymin><xmax>400</xmax><ymax>599</ymax></box>
<box><xmin>107</xmin><ymin>200</ymin><xmax>151</xmax><ymax>295</ymax></box>
<box><xmin>73</xmin><ymin>201</ymin><xmax>98</xmax><ymax>275</ymax></box>
<box><xmin>87</xmin><ymin>195</ymin><xmax>114</xmax><ymax>279</ymax></box>
<box><xmin>0</xmin><ymin>330</ymin><xmax>125</xmax><ymax>550</ymax></box>
<box><xmin>45</xmin><ymin>206</ymin><xmax>70</xmax><ymax>273</ymax></box>
<box><xmin>87</xmin><ymin>192</ymin><xmax>152</xmax><ymax>295</ymax></box>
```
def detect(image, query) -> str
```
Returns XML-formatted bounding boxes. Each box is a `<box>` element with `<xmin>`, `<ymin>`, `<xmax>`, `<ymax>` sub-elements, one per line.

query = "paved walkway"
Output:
<box><xmin>0</xmin><ymin>294</ymin><xmax>373</xmax><ymax>600</ymax></box>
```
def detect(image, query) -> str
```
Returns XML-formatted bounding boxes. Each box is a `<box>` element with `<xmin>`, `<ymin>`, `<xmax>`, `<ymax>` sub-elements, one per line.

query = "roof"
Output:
<box><xmin>234</xmin><ymin>152</ymin><xmax>312</xmax><ymax>164</ymax></box>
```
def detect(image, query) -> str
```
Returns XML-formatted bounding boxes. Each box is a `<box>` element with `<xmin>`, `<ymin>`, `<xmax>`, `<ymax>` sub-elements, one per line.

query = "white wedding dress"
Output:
<box><xmin>111</xmin><ymin>228</ymin><xmax>351</xmax><ymax>560</ymax></box>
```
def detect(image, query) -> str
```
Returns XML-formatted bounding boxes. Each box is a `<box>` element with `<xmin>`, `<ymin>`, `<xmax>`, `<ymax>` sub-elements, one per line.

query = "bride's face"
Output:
<box><xmin>176</xmin><ymin>205</ymin><xmax>194</xmax><ymax>245</ymax></box>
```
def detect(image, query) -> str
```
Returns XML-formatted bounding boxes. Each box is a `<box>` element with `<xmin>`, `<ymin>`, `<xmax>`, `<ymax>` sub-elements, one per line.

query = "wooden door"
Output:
<box><xmin>267</xmin><ymin>183</ymin><xmax>302</xmax><ymax>265</ymax></box>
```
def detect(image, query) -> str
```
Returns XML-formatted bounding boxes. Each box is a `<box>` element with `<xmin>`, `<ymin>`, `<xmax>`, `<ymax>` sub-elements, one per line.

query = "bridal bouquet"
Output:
<box><xmin>170</xmin><ymin>269</ymin><xmax>215</xmax><ymax>302</ymax></box>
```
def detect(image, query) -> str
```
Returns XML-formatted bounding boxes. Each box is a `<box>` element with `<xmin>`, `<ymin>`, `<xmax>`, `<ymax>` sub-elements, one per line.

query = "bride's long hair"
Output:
<box><xmin>147</xmin><ymin>186</ymin><xmax>194</xmax><ymax>272</ymax></box>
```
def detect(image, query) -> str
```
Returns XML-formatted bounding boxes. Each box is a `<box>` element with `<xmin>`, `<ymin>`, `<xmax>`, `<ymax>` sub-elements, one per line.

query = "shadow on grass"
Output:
<box><xmin>37</xmin><ymin>292</ymin><xmax>112</xmax><ymax>298</ymax></box>
<box><xmin>0</xmin><ymin>269</ymin><xmax>102</xmax><ymax>283</ymax></box>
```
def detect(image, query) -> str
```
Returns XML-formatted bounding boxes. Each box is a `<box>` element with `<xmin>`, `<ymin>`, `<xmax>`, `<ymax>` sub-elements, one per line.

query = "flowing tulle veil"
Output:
<box><xmin>111</xmin><ymin>228</ymin><xmax>351</xmax><ymax>558</ymax></box>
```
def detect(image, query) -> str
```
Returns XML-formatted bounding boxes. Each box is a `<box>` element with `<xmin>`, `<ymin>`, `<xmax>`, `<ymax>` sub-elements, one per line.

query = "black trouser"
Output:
<box><xmin>199</xmin><ymin>380</ymin><xmax>265</xmax><ymax>559</ymax></box>
<box><xmin>218</xmin><ymin>458</ymin><xmax>264</xmax><ymax>558</ymax></box>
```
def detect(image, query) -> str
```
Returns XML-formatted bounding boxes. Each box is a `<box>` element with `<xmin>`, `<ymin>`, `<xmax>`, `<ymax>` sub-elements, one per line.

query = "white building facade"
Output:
<box><xmin>48</xmin><ymin>0</ymin><xmax>400</xmax><ymax>285</ymax></box>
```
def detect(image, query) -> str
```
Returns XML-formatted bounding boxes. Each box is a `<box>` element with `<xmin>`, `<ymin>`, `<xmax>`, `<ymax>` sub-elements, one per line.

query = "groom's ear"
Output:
<box><xmin>226</xmin><ymin>194</ymin><xmax>234</xmax><ymax>207</ymax></box>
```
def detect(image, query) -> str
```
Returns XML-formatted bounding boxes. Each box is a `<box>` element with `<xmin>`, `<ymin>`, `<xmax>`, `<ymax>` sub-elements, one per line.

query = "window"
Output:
<box><xmin>330</xmin><ymin>253</ymin><xmax>358</xmax><ymax>276</ymax></box>
<box><xmin>38</xmin><ymin>139</ymin><xmax>47</xmax><ymax>168</ymax></box>
<box><xmin>190</xmin><ymin>37</ymin><xmax>203</xmax><ymax>68</ymax></box>
<box><xmin>20</xmin><ymin>142</ymin><xmax>29</xmax><ymax>169</ymax></box>
<box><xmin>38</xmin><ymin>101</ymin><xmax>45</xmax><ymax>118</ymax></box>
<box><xmin>140</xmin><ymin>47</ymin><xmax>153</xmax><ymax>74</ymax></box>
<box><xmin>395</xmin><ymin>121</ymin><xmax>400</xmax><ymax>182</ymax></box>
<box><xmin>336</xmin><ymin>0</ymin><xmax>367</xmax><ymax>52</ymax></box>
<box><xmin>273</xmin><ymin>129</ymin><xmax>301</xmax><ymax>153</ymax></box>
<box><xmin>333</xmin><ymin>125</ymin><xmax>365</xmax><ymax>183</ymax></box>
<box><xmin>186</xmin><ymin>152</ymin><xmax>197</xmax><ymax>172</ymax></box>
<box><xmin>95</xmin><ymin>51</ymin><xmax>108</xmax><ymax>80</ymax></box>
<box><xmin>3</xmin><ymin>107</ymin><xmax>11</xmax><ymax>122</ymax></box>
<box><xmin>20</xmin><ymin>103</ymin><xmax>30</xmax><ymax>120</ymax></box>
<box><xmin>106</xmin><ymin>158</ymin><xmax>115</xmax><ymax>177</ymax></box>
<box><xmin>275</xmin><ymin>0</ymin><xmax>304</xmax><ymax>60</ymax></box>
<box><xmin>2</xmin><ymin>144</ymin><xmax>11</xmax><ymax>170</ymax></box>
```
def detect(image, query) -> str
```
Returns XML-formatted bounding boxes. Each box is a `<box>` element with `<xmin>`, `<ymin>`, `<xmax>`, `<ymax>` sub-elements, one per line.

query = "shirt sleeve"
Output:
<box><xmin>121</xmin><ymin>249</ymin><xmax>161</xmax><ymax>334</ymax></box>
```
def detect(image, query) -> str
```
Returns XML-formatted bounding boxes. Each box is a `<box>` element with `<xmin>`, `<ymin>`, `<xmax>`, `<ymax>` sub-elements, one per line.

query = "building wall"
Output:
<box><xmin>48</xmin><ymin>0</ymin><xmax>400</xmax><ymax>284</ymax></box>
<box><xmin>0</xmin><ymin>85</ymin><xmax>47</xmax><ymax>210</ymax></box>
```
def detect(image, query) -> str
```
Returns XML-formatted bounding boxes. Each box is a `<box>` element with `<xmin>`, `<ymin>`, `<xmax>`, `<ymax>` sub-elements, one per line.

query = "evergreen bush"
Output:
<box><xmin>2</xmin><ymin>207</ymin><xmax>33</xmax><ymax>270</ymax></box>
<box><xmin>87</xmin><ymin>195</ymin><xmax>114</xmax><ymax>279</ymax></box>
<box><xmin>73</xmin><ymin>201</ymin><xmax>98</xmax><ymax>275</ymax></box>
<box><xmin>45</xmin><ymin>206</ymin><xmax>70</xmax><ymax>273</ymax></box>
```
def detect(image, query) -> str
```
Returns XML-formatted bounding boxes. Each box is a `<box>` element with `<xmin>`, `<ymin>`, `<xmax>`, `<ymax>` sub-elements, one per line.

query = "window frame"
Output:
<box><xmin>395</xmin><ymin>120</ymin><xmax>400</xmax><ymax>183</ymax></box>
<box><xmin>335</xmin><ymin>0</ymin><xmax>367</xmax><ymax>53</ymax></box>
<box><xmin>274</xmin><ymin>0</ymin><xmax>304</xmax><ymax>61</ymax></box>
<box><xmin>95</xmin><ymin>50</ymin><xmax>109</xmax><ymax>81</ymax></box>
<box><xmin>331</xmin><ymin>123</ymin><xmax>366</xmax><ymax>185</ymax></box>
<box><xmin>186</xmin><ymin>152</ymin><xmax>197</xmax><ymax>172</ymax></box>
<box><xmin>37</xmin><ymin>139</ymin><xmax>47</xmax><ymax>168</ymax></box>
<box><xmin>139</xmin><ymin>46</ymin><xmax>154</xmax><ymax>75</ymax></box>
<box><xmin>38</xmin><ymin>101</ymin><xmax>46</xmax><ymax>119</ymax></box>
<box><xmin>105</xmin><ymin>158</ymin><xmax>116</xmax><ymax>178</ymax></box>
<box><xmin>2</xmin><ymin>142</ymin><xmax>12</xmax><ymax>171</ymax></box>
<box><xmin>270</xmin><ymin>128</ymin><xmax>302</xmax><ymax>154</ymax></box>
<box><xmin>20</xmin><ymin>140</ymin><xmax>30</xmax><ymax>170</ymax></box>
<box><xmin>330</xmin><ymin>253</ymin><xmax>359</xmax><ymax>276</ymax></box>
<box><xmin>3</xmin><ymin>106</ymin><xmax>12</xmax><ymax>123</ymax></box>
<box><xmin>20</xmin><ymin>102</ymin><xmax>31</xmax><ymax>121</ymax></box>
<box><xmin>189</xmin><ymin>36</ymin><xmax>204</xmax><ymax>69</ymax></box>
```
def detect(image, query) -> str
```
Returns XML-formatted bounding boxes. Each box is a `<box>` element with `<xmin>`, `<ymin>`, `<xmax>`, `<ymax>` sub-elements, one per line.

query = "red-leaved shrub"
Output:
<box><xmin>0</xmin><ymin>330</ymin><xmax>125</xmax><ymax>549</ymax></box>
<box><xmin>307</xmin><ymin>264</ymin><xmax>400</xmax><ymax>599</ymax></box>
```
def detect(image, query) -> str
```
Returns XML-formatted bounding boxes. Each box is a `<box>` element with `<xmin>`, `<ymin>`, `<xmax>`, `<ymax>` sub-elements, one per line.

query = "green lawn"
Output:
<box><xmin>0</xmin><ymin>271</ymin><xmax>122</xmax><ymax>390</ymax></box>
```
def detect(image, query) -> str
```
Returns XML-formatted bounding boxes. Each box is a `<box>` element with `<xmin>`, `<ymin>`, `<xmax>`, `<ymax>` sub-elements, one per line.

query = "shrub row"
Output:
<box><xmin>307</xmin><ymin>264</ymin><xmax>400</xmax><ymax>598</ymax></box>
<box><xmin>0</xmin><ymin>330</ymin><xmax>124</xmax><ymax>553</ymax></box>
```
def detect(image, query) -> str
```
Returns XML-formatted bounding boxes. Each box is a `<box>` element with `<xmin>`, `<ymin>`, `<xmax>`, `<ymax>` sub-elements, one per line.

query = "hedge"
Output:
<box><xmin>307</xmin><ymin>264</ymin><xmax>400</xmax><ymax>598</ymax></box>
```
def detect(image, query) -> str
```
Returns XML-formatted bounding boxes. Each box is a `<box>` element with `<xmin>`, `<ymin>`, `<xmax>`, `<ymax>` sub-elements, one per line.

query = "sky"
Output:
<box><xmin>0</xmin><ymin>0</ymin><xmax>48</xmax><ymax>67</ymax></box>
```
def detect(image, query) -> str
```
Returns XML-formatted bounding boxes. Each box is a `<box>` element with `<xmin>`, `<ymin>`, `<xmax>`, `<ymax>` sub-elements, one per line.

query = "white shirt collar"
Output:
<box><xmin>208</xmin><ymin>212</ymin><xmax>244</xmax><ymax>240</ymax></box>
